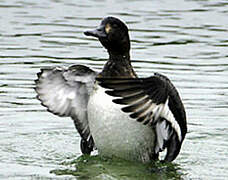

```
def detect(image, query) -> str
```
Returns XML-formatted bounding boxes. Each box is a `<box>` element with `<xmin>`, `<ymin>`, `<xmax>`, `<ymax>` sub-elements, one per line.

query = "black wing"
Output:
<box><xmin>35</xmin><ymin>65</ymin><xmax>97</xmax><ymax>154</ymax></box>
<box><xmin>97</xmin><ymin>73</ymin><xmax>187</xmax><ymax>162</ymax></box>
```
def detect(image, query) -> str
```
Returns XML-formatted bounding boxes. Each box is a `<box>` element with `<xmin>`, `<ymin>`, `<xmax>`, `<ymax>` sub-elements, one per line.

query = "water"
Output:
<box><xmin>0</xmin><ymin>0</ymin><xmax>228</xmax><ymax>179</ymax></box>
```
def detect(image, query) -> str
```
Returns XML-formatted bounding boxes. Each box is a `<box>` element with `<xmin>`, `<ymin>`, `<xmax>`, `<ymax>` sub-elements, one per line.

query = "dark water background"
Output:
<box><xmin>0</xmin><ymin>0</ymin><xmax>228</xmax><ymax>179</ymax></box>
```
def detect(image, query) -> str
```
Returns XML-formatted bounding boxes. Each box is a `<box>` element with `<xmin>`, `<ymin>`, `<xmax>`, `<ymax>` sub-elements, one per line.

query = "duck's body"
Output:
<box><xmin>35</xmin><ymin>16</ymin><xmax>187</xmax><ymax>163</ymax></box>
<box><xmin>88</xmin><ymin>84</ymin><xmax>156</xmax><ymax>162</ymax></box>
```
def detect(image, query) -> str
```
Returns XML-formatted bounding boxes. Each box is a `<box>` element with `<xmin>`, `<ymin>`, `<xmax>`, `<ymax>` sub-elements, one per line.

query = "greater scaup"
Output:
<box><xmin>35</xmin><ymin>16</ymin><xmax>187</xmax><ymax>163</ymax></box>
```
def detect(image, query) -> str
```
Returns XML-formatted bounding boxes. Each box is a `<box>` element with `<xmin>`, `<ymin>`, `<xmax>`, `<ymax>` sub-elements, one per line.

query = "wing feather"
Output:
<box><xmin>35</xmin><ymin>65</ymin><xmax>98</xmax><ymax>154</ymax></box>
<box><xmin>97</xmin><ymin>73</ymin><xmax>187</xmax><ymax>162</ymax></box>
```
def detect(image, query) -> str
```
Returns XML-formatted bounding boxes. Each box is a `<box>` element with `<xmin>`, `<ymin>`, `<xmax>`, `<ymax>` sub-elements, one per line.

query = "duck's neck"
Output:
<box><xmin>100</xmin><ymin>51</ymin><xmax>137</xmax><ymax>78</ymax></box>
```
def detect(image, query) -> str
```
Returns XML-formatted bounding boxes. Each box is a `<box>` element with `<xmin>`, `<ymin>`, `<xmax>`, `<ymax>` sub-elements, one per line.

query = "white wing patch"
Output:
<box><xmin>160</xmin><ymin>98</ymin><xmax>182</xmax><ymax>141</ymax></box>
<box><xmin>128</xmin><ymin>95</ymin><xmax>182</xmax><ymax>142</ymax></box>
<box><xmin>146</xmin><ymin>98</ymin><xmax>182</xmax><ymax>153</ymax></box>
<box><xmin>155</xmin><ymin>120</ymin><xmax>170</xmax><ymax>153</ymax></box>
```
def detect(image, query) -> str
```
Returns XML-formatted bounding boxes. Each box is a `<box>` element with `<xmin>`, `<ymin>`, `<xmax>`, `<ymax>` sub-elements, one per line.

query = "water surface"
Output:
<box><xmin>0</xmin><ymin>0</ymin><xmax>228</xmax><ymax>179</ymax></box>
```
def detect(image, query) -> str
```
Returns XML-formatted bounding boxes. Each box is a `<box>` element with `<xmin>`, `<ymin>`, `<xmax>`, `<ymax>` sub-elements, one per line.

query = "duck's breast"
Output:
<box><xmin>87</xmin><ymin>83</ymin><xmax>156</xmax><ymax>162</ymax></box>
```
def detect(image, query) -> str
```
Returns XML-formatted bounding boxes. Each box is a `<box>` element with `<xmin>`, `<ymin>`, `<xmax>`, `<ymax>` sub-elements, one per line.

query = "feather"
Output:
<box><xmin>35</xmin><ymin>65</ymin><xmax>97</xmax><ymax>154</ymax></box>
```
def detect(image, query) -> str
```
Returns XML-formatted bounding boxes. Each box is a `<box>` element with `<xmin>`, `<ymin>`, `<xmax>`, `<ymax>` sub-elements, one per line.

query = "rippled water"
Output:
<box><xmin>0</xmin><ymin>0</ymin><xmax>228</xmax><ymax>179</ymax></box>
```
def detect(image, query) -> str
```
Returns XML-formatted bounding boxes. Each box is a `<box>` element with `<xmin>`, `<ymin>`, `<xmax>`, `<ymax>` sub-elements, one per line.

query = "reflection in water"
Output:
<box><xmin>0</xmin><ymin>0</ymin><xmax>228</xmax><ymax>179</ymax></box>
<box><xmin>50</xmin><ymin>155</ymin><xmax>184</xmax><ymax>180</ymax></box>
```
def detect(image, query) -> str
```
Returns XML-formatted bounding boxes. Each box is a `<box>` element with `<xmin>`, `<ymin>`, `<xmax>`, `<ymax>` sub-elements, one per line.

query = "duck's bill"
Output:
<box><xmin>84</xmin><ymin>25</ymin><xmax>107</xmax><ymax>38</ymax></box>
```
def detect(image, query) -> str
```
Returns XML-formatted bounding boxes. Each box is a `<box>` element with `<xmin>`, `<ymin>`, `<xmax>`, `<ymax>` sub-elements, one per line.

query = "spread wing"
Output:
<box><xmin>35</xmin><ymin>65</ymin><xmax>98</xmax><ymax>154</ymax></box>
<box><xmin>97</xmin><ymin>73</ymin><xmax>187</xmax><ymax>162</ymax></box>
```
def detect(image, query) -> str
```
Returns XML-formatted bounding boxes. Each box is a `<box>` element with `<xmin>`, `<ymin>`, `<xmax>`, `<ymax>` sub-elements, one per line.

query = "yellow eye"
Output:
<box><xmin>105</xmin><ymin>23</ymin><xmax>111</xmax><ymax>34</ymax></box>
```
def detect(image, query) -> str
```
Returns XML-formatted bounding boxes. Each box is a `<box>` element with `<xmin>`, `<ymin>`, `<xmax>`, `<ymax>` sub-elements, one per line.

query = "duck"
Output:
<box><xmin>35</xmin><ymin>16</ymin><xmax>187</xmax><ymax>163</ymax></box>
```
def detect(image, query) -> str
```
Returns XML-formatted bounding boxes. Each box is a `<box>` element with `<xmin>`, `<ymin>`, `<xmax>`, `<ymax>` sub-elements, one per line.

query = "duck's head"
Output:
<box><xmin>84</xmin><ymin>17</ymin><xmax>130</xmax><ymax>55</ymax></box>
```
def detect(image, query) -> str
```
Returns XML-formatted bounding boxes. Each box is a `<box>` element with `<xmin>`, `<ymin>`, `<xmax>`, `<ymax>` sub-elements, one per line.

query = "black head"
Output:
<box><xmin>84</xmin><ymin>17</ymin><xmax>130</xmax><ymax>55</ymax></box>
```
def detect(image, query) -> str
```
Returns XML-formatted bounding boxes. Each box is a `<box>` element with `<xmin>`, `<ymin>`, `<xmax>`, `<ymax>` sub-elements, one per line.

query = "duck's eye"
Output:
<box><xmin>105</xmin><ymin>23</ymin><xmax>112</xmax><ymax>34</ymax></box>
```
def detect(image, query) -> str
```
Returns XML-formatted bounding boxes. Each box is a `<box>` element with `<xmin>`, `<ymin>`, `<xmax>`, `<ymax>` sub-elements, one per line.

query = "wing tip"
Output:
<box><xmin>163</xmin><ymin>133</ymin><xmax>182</xmax><ymax>162</ymax></box>
<box><xmin>37</xmin><ymin>71</ymin><xmax>42</xmax><ymax>78</ymax></box>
